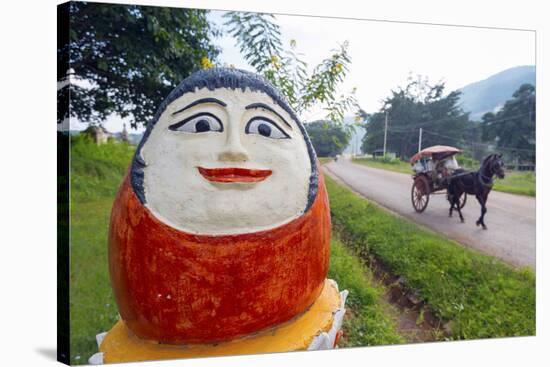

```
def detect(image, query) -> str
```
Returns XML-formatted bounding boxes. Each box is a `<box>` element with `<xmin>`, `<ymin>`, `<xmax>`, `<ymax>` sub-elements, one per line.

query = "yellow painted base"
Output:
<box><xmin>100</xmin><ymin>279</ymin><xmax>341</xmax><ymax>363</ymax></box>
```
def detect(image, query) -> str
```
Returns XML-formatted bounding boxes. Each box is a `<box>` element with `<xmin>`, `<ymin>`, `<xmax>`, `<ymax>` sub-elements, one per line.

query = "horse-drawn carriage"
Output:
<box><xmin>409</xmin><ymin>145</ymin><xmax>467</xmax><ymax>213</ymax></box>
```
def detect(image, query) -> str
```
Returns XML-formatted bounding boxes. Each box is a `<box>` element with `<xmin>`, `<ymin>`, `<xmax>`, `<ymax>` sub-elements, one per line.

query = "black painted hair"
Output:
<box><xmin>131</xmin><ymin>67</ymin><xmax>319</xmax><ymax>213</ymax></box>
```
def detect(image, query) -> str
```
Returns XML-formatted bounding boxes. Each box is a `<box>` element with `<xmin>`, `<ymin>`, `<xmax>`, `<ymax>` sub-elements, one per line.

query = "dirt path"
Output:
<box><xmin>324</xmin><ymin>159</ymin><xmax>536</xmax><ymax>269</ymax></box>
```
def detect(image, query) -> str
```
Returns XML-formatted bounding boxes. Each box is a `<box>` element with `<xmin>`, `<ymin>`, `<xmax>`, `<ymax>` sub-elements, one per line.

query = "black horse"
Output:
<box><xmin>447</xmin><ymin>154</ymin><xmax>505</xmax><ymax>229</ymax></box>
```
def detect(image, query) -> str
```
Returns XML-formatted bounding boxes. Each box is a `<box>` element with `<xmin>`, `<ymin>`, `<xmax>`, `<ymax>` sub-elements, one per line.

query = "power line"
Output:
<box><xmin>364</xmin><ymin>127</ymin><xmax>411</xmax><ymax>139</ymax></box>
<box><xmin>381</xmin><ymin>111</ymin><xmax>532</xmax><ymax>132</ymax></box>
<box><xmin>422</xmin><ymin>129</ymin><xmax>535</xmax><ymax>153</ymax></box>
<box><xmin>363</xmin><ymin>126</ymin><xmax>535</xmax><ymax>155</ymax></box>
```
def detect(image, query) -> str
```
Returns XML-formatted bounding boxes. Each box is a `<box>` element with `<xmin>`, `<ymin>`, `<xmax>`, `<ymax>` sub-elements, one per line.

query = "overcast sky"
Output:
<box><xmin>211</xmin><ymin>10</ymin><xmax>535</xmax><ymax>122</ymax></box>
<box><xmin>87</xmin><ymin>9</ymin><xmax>535</xmax><ymax>133</ymax></box>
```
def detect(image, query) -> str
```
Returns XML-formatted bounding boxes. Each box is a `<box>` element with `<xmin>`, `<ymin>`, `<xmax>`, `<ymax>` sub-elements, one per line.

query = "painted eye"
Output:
<box><xmin>245</xmin><ymin>117</ymin><xmax>290</xmax><ymax>139</ymax></box>
<box><xmin>168</xmin><ymin>113</ymin><xmax>223</xmax><ymax>133</ymax></box>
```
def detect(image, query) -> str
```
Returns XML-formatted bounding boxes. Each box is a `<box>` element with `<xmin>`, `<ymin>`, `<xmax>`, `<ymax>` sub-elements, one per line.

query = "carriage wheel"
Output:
<box><xmin>459</xmin><ymin>192</ymin><xmax>467</xmax><ymax>209</ymax></box>
<box><xmin>411</xmin><ymin>176</ymin><xmax>430</xmax><ymax>213</ymax></box>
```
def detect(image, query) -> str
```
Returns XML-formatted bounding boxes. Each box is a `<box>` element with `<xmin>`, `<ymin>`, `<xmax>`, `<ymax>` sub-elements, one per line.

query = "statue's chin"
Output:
<box><xmin>145</xmin><ymin>201</ymin><xmax>305</xmax><ymax>236</ymax></box>
<box><xmin>206</xmin><ymin>181</ymin><xmax>260</xmax><ymax>190</ymax></box>
<box><xmin>143</xmin><ymin>175</ymin><xmax>310</xmax><ymax>235</ymax></box>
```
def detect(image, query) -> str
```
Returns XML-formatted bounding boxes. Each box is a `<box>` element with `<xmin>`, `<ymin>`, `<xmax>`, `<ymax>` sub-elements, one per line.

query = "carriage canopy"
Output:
<box><xmin>409</xmin><ymin>145</ymin><xmax>462</xmax><ymax>165</ymax></box>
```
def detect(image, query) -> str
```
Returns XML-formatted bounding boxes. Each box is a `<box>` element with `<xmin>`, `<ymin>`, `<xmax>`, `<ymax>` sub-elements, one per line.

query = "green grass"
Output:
<box><xmin>70</xmin><ymin>199</ymin><xmax>119</xmax><ymax>363</ymax></box>
<box><xmin>353</xmin><ymin>157</ymin><xmax>412</xmax><ymax>174</ymax></box>
<box><xmin>70</xmin><ymin>135</ymin><xmax>135</xmax><ymax>202</ymax></box>
<box><xmin>352</xmin><ymin>157</ymin><xmax>536</xmax><ymax>197</ymax></box>
<box><xmin>329</xmin><ymin>236</ymin><xmax>404</xmax><ymax>347</ymax></box>
<box><xmin>69</xmin><ymin>136</ymin><xmax>135</xmax><ymax>363</ymax></box>
<box><xmin>325</xmin><ymin>175</ymin><xmax>536</xmax><ymax>340</ymax></box>
<box><xmin>493</xmin><ymin>171</ymin><xmax>536</xmax><ymax>197</ymax></box>
<box><xmin>318</xmin><ymin>157</ymin><xmax>336</xmax><ymax>165</ymax></box>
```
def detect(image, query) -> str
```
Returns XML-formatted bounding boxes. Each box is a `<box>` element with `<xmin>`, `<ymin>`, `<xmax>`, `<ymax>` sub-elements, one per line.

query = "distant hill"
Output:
<box><xmin>458</xmin><ymin>65</ymin><xmax>535</xmax><ymax>121</ymax></box>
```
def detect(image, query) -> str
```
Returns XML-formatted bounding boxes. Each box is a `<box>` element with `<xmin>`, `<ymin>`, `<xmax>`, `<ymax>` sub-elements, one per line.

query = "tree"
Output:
<box><xmin>58</xmin><ymin>2</ymin><xmax>221</xmax><ymax>128</ymax></box>
<box><xmin>305</xmin><ymin>121</ymin><xmax>351</xmax><ymax>157</ymax></box>
<box><xmin>223</xmin><ymin>12</ymin><xmax>358</xmax><ymax>125</ymax></box>
<box><xmin>362</xmin><ymin>76</ymin><xmax>473</xmax><ymax>159</ymax></box>
<box><xmin>481</xmin><ymin>84</ymin><xmax>536</xmax><ymax>162</ymax></box>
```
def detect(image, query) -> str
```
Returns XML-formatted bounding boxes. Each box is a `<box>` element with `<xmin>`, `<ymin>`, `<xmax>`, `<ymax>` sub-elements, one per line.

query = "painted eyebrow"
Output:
<box><xmin>245</xmin><ymin>103</ymin><xmax>292</xmax><ymax>129</ymax></box>
<box><xmin>171</xmin><ymin>98</ymin><xmax>227</xmax><ymax>116</ymax></box>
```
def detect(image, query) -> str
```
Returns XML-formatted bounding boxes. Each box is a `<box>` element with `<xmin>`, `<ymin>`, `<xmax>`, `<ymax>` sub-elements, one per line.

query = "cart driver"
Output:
<box><xmin>438</xmin><ymin>156</ymin><xmax>460</xmax><ymax>178</ymax></box>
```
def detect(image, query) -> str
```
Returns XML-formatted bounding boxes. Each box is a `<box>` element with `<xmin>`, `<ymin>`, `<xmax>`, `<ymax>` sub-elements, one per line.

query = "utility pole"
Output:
<box><xmin>383</xmin><ymin>110</ymin><xmax>388</xmax><ymax>157</ymax></box>
<box><xmin>418</xmin><ymin>127</ymin><xmax>423</xmax><ymax>152</ymax></box>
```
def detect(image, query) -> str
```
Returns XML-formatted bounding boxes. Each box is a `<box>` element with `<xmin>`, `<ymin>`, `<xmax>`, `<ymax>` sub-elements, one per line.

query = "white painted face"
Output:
<box><xmin>140</xmin><ymin>87</ymin><xmax>312</xmax><ymax>235</ymax></box>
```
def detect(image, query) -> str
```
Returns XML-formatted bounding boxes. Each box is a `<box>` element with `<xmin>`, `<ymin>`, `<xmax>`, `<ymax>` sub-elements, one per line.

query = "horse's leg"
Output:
<box><xmin>450</xmin><ymin>182</ymin><xmax>465</xmax><ymax>222</ymax></box>
<box><xmin>480</xmin><ymin>203</ymin><xmax>487</xmax><ymax>229</ymax></box>
<box><xmin>447</xmin><ymin>188</ymin><xmax>465</xmax><ymax>223</ymax></box>
<box><xmin>480</xmin><ymin>192</ymin><xmax>489</xmax><ymax>229</ymax></box>
<box><xmin>475</xmin><ymin>194</ymin><xmax>487</xmax><ymax>229</ymax></box>
<box><xmin>447</xmin><ymin>192</ymin><xmax>454</xmax><ymax>217</ymax></box>
<box><xmin>455</xmin><ymin>195</ymin><xmax>465</xmax><ymax>223</ymax></box>
<box><xmin>475</xmin><ymin>194</ymin><xmax>482</xmax><ymax>226</ymax></box>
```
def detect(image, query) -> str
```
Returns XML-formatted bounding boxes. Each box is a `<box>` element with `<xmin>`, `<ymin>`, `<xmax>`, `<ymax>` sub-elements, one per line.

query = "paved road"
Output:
<box><xmin>325</xmin><ymin>159</ymin><xmax>536</xmax><ymax>269</ymax></box>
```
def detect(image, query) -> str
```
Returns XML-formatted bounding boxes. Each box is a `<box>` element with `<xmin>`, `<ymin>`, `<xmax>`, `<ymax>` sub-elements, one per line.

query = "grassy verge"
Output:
<box><xmin>352</xmin><ymin>157</ymin><xmax>536</xmax><ymax>197</ymax></box>
<box><xmin>353</xmin><ymin>157</ymin><xmax>411</xmax><ymax>174</ymax></box>
<box><xmin>69</xmin><ymin>136</ymin><xmax>135</xmax><ymax>363</ymax></box>
<box><xmin>325</xmin><ymin>175</ymin><xmax>535</xmax><ymax>339</ymax></box>
<box><xmin>493</xmin><ymin>171</ymin><xmax>536</xmax><ymax>197</ymax></box>
<box><xmin>70</xmin><ymin>135</ymin><xmax>135</xmax><ymax>202</ymax></box>
<box><xmin>70</xmin><ymin>199</ymin><xmax>119</xmax><ymax>363</ymax></box>
<box><xmin>329</xmin><ymin>236</ymin><xmax>403</xmax><ymax>347</ymax></box>
<box><xmin>318</xmin><ymin>157</ymin><xmax>333</xmax><ymax>165</ymax></box>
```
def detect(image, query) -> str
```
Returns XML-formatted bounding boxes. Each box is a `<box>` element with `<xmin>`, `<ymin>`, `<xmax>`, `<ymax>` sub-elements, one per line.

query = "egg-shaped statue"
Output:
<box><xmin>108</xmin><ymin>68</ymin><xmax>331</xmax><ymax>344</ymax></box>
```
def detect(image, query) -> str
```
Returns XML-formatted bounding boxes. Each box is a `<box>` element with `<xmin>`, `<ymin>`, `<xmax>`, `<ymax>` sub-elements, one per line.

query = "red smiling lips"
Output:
<box><xmin>197</xmin><ymin>167</ymin><xmax>272</xmax><ymax>183</ymax></box>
